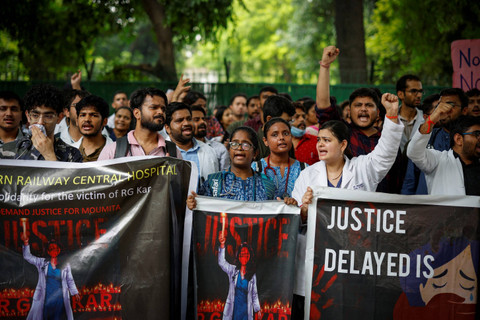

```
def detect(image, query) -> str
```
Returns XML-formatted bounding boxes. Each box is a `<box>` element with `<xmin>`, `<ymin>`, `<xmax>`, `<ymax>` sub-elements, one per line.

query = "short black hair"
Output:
<box><xmin>230</xmin><ymin>126</ymin><xmax>259</xmax><ymax>151</ymax></box>
<box><xmin>165</xmin><ymin>102</ymin><xmax>191</xmax><ymax>126</ymax></box>
<box><xmin>75</xmin><ymin>95</ymin><xmax>110</xmax><ymax>120</ymax></box>
<box><xmin>0</xmin><ymin>90</ymin><xmax>23</xmax><ymax>111</ymax></box>
<box><xmin>259</xmin><ymin>86</ymin><xmax>278</xmax><ymax>95</ymax></box>
<box><xmin>24</xmin><ymin>84</ymin><xmax>64</xmax><ymax>114</ymax></box>
<box><xmin>466</xmin><ymin>88</ymin><xmax>480</xmax><ymax>97</ymax></box>
<box><xmin>263</xmin><ymin>118</ymin><xmax>291</xmax><ymax>137</ymax></box>
<box><xmin>112</xmin><ymin>90</ymin><xmax>128</xmax><ymax>99</ymax></box>
<box><xmin>247</xmin><ymin>95</ymin><xmax>260</xmax><ymax>106</ymax></box>
<box><xmin>396</xmin><ymin>74</ymin><xmax>421</xmax><ymax>92</ymax></box>
<box><xmin>129</xmin><ymin>87</ymin><xmax>167</xmax><ymax>110</ymax></box>
<box><xmin>229</xmin><ymin>93</ymin><xmax>247</xmax><ymax>105</ymax></box>
<box><xmin>191</xmin><ymin>104</ymin><xmax>206</xmax><ymax>116</ymax></box>
<box><xmin>450</xmin><ymin>115</ymin><xmax>480</xmax><ymax>148</ymax></box>
<box><xmin>349</xmin><ymin>88</ymin><xmax>381</xmax><ymax>109</ymax></box>
<box><xmin>439</xmin><ymin>88</ymin><xmax>469</xmax><ymax>109</ymax></box>
<box><xmin>278</xmin><ymin>92</ymin><xmax>293</xmax><ymax>101</ymax></box>
<box><xmin>63</xmin><ymin>89</ymin><xmax>90</xmax><ymax>110</ymax></box>
<box><xmin>321</xmin><ymin>120</ymin><xmax>351</xmax><ymax>145</ymax></box>
<box><xmin>263</xmin><ymin>95</ymin><xmax>295</xmax><ymax>123</ymax></box>
<box><xmin>421</xmin><ymin>94</ymin><xmax>441</xmax><ymax>115</ymax></box>
<box><xmin>183</xmin><ymin>91</ymin><xmax>206</xmax><ymax>105</ymax></box>
<box><xmin>303</xmin><ymin>99</ymin><xmax>316</xmax><ymax>113</ymax></box>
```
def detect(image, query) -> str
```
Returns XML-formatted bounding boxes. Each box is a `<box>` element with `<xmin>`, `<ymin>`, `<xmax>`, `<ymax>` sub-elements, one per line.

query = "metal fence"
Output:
<box><xmin>0</xmin><ymin>81</ymin><xmax>446</xmax><ymax>115</ymax></box>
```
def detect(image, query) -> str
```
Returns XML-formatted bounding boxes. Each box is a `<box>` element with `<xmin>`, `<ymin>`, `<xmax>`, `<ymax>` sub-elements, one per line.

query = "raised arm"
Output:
<box><xmin>316</xmin><ymin>46</ymin><xmax>340</xmax><ymax>110</ymax></box>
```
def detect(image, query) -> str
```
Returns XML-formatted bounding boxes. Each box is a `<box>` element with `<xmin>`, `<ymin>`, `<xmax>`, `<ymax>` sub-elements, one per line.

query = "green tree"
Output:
<box><xmin>0</xmin><ymin>0</ymin><xmax>132</xmax><ymax>80</ymax></box>
<box><xmin>368</xmin><ymin>0</ymin><xmax>480</xmax><ymax>85</ymax></box>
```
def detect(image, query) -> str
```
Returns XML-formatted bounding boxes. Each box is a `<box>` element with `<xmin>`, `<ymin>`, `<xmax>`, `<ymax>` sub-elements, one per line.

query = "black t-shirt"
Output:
<box><xmin>454</xmin><ymin>151</ymin><xmax>480</xmax><ymax>196</ymax></box>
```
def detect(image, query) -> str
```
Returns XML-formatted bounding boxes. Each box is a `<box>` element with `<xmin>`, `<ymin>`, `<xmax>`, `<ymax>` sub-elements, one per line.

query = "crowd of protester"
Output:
<box><xmin>1</xmin><ymin>45</ymin><xmax>479</xmax><ymax>319</ymax></box>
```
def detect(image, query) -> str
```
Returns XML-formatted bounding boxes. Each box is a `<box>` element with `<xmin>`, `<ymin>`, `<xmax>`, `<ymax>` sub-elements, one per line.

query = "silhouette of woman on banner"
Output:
<box><xmin>21</xmin><ymin>225</ymin><xmax>80</xmax><ymax>320</ymax></box>
<box><xmin>218</xmin><ymin>230</ymin><xmax>261</xmax><ymax>320</ymax></box>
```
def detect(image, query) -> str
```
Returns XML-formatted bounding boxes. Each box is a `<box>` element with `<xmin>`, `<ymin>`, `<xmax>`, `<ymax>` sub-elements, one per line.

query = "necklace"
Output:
<box><xmin>329</xmin><ymin>170</ymin><xmax>343</xmax><ymax>180</ymax></box>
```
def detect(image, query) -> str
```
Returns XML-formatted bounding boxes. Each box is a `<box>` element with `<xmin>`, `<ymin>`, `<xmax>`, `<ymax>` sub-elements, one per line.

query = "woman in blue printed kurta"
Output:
<box><xmin>187</xmin><ymin>127</ymin><xmax>276</xmax><ymax>207</ymax></box>
<box><xmin>252</xmin><ymin>118</ymin><xmax>307</xmax><ymax>199</ymax></box>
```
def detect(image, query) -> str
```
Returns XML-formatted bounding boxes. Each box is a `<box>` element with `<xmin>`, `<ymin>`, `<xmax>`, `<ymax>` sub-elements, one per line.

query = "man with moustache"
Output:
<box><xmin>73</xmin><ymin>95</ymin><xmax>112</xmax><ymax>162</ymax></box>
<box><xmin>0</xmin><ymin>91</ymin><xmax>24</xmax><ymax>146</ymax></box>
<box><xmin>165</xmin><ymin>102</ymin><xmax>218</xmax><ymax>185</ymax></box>
<box><xmin>0</xmin><ymin>84</ymin><xmax>82</xmax><ymax>162</ymax></box>
<box><xmin>56</xmin><ymin>90</ymin><xmax>90</xmax><ymax>146</ymax></box>
<box><xmin>316</xmin><ymin>45</ymin><xmax>403</xmax><ymax>192</ymax></box>
<box><xmin>291</xmin><ymin>102</ymin><xmax>319</xmax><ymax>165</ymax></box>
<box><xmin>98</xmin><ymin>87</ymin><xmax>181</xmax><ymax>159</ymax></box>
<box><xmin>191</xmin><ymin>105</ymin><xmax>229</xmax><ymax>170</ymax></box>
<box><xmin>464</xmin><ymin>88</ymin><xmax>480</xmax><ymax>117</ymax></box>
<box><xmin>396</xmin><ymin>74</ymin><xmax>424</xmax><ymax>152</ymax></box>
<box><xmin>408</xmin><ymin>112</ymin><xmax>480</xmax><ymax>195</ymax></box>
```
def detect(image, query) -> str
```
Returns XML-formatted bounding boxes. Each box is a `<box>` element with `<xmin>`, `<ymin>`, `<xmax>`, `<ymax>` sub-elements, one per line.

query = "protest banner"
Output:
<box><xmin>192</xmin><ymin>197</ymin><xmax>300</xmax><ymax>320</ymax></box>
<box><xmin>0</xmin><ymin>156</ymin><xmax>196</xmax><ymax>320</ymax></box>
<box><xmin>451</xmin><ymin>39</ymin><xmax>480</xmax><ymax>91</ymax></box>
<box><xmin>305</xmin><ymin>187</ymin><xmax>480</xmax><ymax>320</ymax></box>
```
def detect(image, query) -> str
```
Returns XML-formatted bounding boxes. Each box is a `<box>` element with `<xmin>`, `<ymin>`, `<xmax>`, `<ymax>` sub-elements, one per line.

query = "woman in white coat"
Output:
<box><xmin>21</xmin><ymin>233</ymin><xmax>80</xmax><ymax>320</ymax></box>
<box><xmin>293</xmin><ymin>92</ymin><xmax>404</xmax><ymax>216</ymax></box>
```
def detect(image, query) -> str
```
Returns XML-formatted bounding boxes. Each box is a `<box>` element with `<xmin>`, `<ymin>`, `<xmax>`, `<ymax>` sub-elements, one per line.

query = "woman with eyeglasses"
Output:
<box><xmin>252</xmin><ymin>118</ymin><xmax>307</xmax><ymax>199</ymax></box>
<box><xmin>187</xmin><ymin>127</ymin><xmax>298</xmax><ymax>208</ymax></box>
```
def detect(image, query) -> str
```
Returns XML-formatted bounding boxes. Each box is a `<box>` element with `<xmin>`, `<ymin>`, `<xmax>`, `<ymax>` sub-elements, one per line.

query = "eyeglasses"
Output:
<box><xmin>229</xmin><ymin>141</ymin><xmax>253</xmax><ymax>151</ymax></box>
<box><xmin>462</xmin><ymin>130</ymin><xmax>480</xmax><ymax>138</ymax></box>
<box><xmin>405</xmin><ymin>89</ymin><xmax>424</xmax><ymax>95</ymax></box>
<box><xmin>29</xmin><ymin>111</ymin><xmax>57</xmax><ymax>123</ymax></box>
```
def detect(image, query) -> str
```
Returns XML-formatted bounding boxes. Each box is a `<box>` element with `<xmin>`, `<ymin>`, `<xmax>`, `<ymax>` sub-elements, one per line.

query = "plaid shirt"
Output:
<box><xmin>316</xmin><ymin>104</ymin><xmax>404</xmax><ymax>193</ymax></box>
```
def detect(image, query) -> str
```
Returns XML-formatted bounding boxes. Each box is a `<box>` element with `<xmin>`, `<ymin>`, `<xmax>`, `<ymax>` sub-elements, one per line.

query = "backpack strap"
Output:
<box><xmin>207</xmin><ymin>172</ymin><xmax>224</xmax><ymax>197</ymax></box>
<box><xmin>255</xmin><ymin>160</ymin><xmax>263</xmax><ymax>174</ymax></box>
<box><xmin>166</xmin><ymin>140</ymin><xmax>178</xmax><ymax>158</ymax></box>
<box><xmin>299</xmin><ymin>161</ymin><xmax>306</xmax><ymax>171</ymax></box>
<box><xmin>259</xmin><ymin>172</ymin><xmax>275</xmax><ymax>200</ymax></box>
<box><xmin>115</xmin><ymin>135</ymin><xmax>130</xmax><ymax>158</ymax></box>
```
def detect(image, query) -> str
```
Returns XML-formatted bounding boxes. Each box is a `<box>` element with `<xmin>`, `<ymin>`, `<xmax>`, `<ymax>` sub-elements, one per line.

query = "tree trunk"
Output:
<box><xmin>334</xmin><ymin>0</ymin><xmax>367</xmax><ymax>84</ymax></box>
<box><xmin>140</xmin><ymin>0</ymin><xmax>178</xmax><ymax>81</ymax></box>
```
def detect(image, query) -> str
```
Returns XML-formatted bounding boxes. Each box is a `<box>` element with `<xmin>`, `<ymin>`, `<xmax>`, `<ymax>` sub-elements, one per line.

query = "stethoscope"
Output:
<box><xmin>263</xmin><ymin>155</ymin><xmax>291</xmax><ymax>198</ymax></box>
<box><xmin>220</xmin><ymin>168</ymin><xmax>257</xmax><ymax>200</ymax></box>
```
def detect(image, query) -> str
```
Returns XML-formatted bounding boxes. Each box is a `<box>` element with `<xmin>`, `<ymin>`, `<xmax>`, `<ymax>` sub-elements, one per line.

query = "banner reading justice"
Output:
<box><xmin>0</xmin><ymin>157</ymin><xmax>194</xmax><ymax>320</ymax></box>
<box><xmin>192</xmin><ymin>198</ymin><xmax>300</xmax><ymax>320</ymax></box>
<box><xmin>305</xmin><ymin>187</ymin><xmax>480</xmax><ymax>320</ymax></box>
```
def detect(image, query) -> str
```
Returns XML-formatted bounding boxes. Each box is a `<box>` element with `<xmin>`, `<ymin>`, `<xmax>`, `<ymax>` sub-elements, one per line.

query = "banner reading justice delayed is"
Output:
<box><xmin>305</xmin><ymin>187</ymin><xmax>480</xmax><ymax>320</ymax></box>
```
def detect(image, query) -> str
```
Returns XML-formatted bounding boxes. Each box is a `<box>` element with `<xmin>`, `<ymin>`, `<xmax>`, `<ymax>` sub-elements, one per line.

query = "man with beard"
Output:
<box><xmin>291</xmin><ymin>102</ymin><xmax>319</xmax><ymax>165</ymax></box>
<box><xmin>165</xmin><ymin>102</ymin><xmax>218</xmax><ymax>185</ymax></box>
<box><xmin>227</xmin><ymin>95</ymin><xmax>261</xmax><ymax>134</ymax></box>
<box><xmin>396</xmin><ymin>74</ymin><xmax>424</xmax><ymax>152</ymax></box>
<box><xmin>73</xmin><ymin>95</ymin><xmax>112</xmax><ymax>162</ymax></box>
<box><xmin>98</xmin><ymin>87</ymin><xmax>181</xmax><ymax>159</ymax></box>
<box><xmin>408</xmin><ymin>113</ymin><xmax>480</xmax><ymax>195</ymax></box>
<box><xmin>191</xmin><ymin>105</ymin><xmax>229</xmax><ymax>170</ymax></box>
<box><xmin>316</xmin><ymin>45</ymin><xmax>403</xmax><ymax>193</ymax></box>
<box><xmin>464</xmin><ymin>88</ymin><xmax>480</xmax><ymax>117</ymax></box>
<box><xmin>56</xmin><ymin>90</ymin><xmax>90</xmax><ymax>146</ymax></box>
<box><xmin>0</xmin><ymin>91</ymin><xmax>23</xmax><ymax>146</ymax></box>
<box><xmin>402</xmin><ymin>90</ymin><xmax>468</xmax><ymax>194</ymax></box>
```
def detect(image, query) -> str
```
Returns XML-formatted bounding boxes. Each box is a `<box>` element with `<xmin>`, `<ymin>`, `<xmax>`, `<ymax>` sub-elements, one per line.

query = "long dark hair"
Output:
<box><xmin>234</xmin><ymin>242</ymin><xmax>256</xmax><ymax>281</ymax></box>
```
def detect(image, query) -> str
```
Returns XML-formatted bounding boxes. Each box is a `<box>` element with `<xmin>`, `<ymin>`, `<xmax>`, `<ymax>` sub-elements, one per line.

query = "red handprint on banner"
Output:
<box><xmin>310</xmin><ymin>264</ymin><xmax>337</xmax><ymax>319</ymax></box>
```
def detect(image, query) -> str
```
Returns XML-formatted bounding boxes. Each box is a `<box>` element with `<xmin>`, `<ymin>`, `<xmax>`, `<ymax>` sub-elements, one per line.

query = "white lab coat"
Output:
<box><xmin>407</xmin><ymin>128</ymin><xmax>465</xmax><ymax>195</ymax></box>
<box><xmin>23</xmin><ymin>245</ymin><xmax>79</xmax><ymax>320</ymax></box>
<box><xmin>291</xmin><ymin>117</ymin><xmax>404</xmax><ymax>296</ymax></box>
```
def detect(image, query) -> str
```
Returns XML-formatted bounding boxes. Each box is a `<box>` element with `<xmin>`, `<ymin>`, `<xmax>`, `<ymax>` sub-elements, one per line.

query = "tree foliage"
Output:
<box><xmin>368</xmin><ymin>0</ymin><xmax>480</xmax><ymax>85</ymax></box>
<box><xmin>0</xmin><ymin>0</ymin><xmax>133</xmax><ymax>80</ymax></box>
